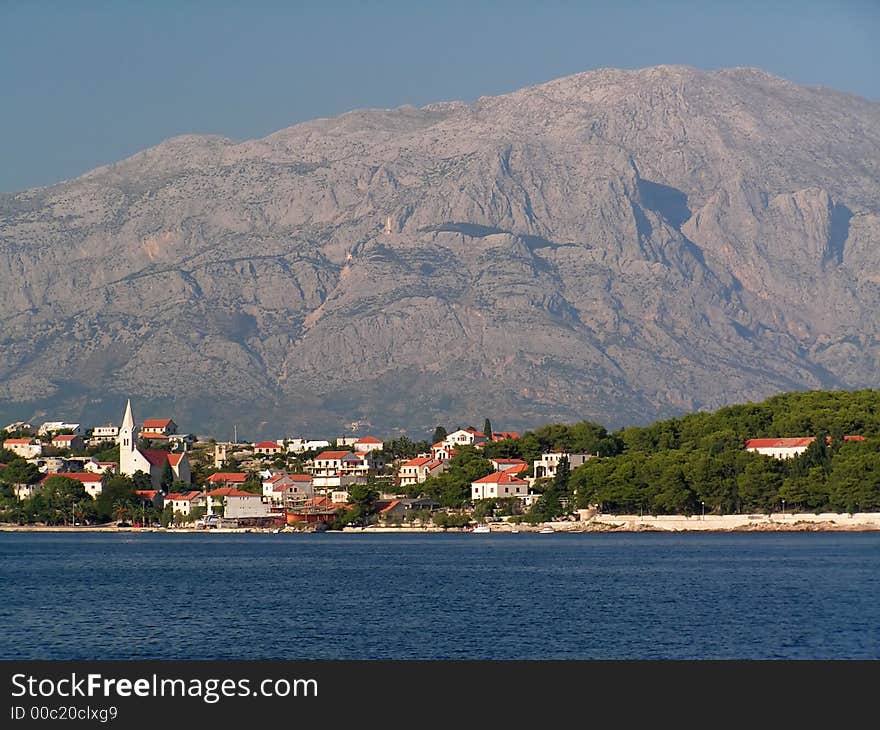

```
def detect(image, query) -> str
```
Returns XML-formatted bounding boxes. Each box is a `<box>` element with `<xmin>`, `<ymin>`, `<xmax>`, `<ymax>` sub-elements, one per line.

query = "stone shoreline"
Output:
<box><xmin>2</xmin><ymin>513</ymin><xmax>879</xmax><ymax>534</ymax></box>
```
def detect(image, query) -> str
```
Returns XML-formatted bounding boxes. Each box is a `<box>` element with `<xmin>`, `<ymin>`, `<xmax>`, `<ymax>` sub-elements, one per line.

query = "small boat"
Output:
<box><xmin>472</xmin><ymin>524</ymin><xmax>491</xmax><ymax>534</ymax></box>
<box><xmin>538</xmin><ymin>526</ymin><xmax>555</xmax><ymax>534</ymax></box>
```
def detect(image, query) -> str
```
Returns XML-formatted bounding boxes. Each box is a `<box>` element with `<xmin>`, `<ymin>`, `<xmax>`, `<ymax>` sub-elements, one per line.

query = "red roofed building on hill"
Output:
<box><xmin>471</xmin><ymin>471</ymin><xmax>529</xmax><ymax>501</ymax></box>
<box><xmin>443</xmin><ymin>429</ymin><xmax>487</xmax><ymax>447</ymax></box>
<box><xmin>745</xmin><ymin>435</ymin><xmax>865</xmax><ymax>459</ymax></box>
<box><xmin>118</xmin><ymin>401</ymin><xmax>191</xmax><ymax>488</ymax></box>
<box><xmin>164</xmin><ymin>491</ymin><xmax>204</xmax><ymax>516</ymax></box>
<box><xmin>206</xmin><ymin>487</ymin><xmax>270</xmax><ymax>519</ymax></box>
<box><xmin>41</xmin><ymin>472</ymin><xmax>105</xmax><ymax>499</ymax></box>
<box><xmin>254</xmin><ymin>441</ymin><xmax>284</xmax><ymax>456</ymax></box>
<box><xmin>141</xmin><ymin>418</ymin><xmax>177</xmax><ymax>436</ymax></box>
<box><xmin>397</xmin><ymin>457</ymin><xmax>448</xmax><ymax>487</ymax></box>
<box><xmin>205</xmin><ymin>472</ymin><xmax>249</xmax><ymax>487</ymax></box>
<box><xmin>353</xmin><ymin>436</ymin><xmax>384</xmax><ymax>453</ymax></box>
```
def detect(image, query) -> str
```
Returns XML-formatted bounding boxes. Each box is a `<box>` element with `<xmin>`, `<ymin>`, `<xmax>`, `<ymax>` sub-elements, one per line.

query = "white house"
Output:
<box><xmin>285</xmin><ymin>439</ymin><xmax>330</xmax><ymax>454</ymax></box>
<box><xmin>3</xmin><ymin>438</ymin><xmax>42</xmax><ymax>459</ymax></box>
<box><xmin>38</xmin><ymin>422</ymin><xmax>83</xmax><ymax>437</ymax></box>
<box><xmin>51</xmin><ymin>434</ymin><xmax>84</xmax><ymax>451</ymax></box>
<box><xmin>307</xmin><ymin>450</ymin><xmax>359</xmax><ymax>489</ymax></box>
<box><xmin>744</xmin><ymin>437</ymin><xmax>814</xmax><ymax>459</ymax></box>
<box><xmin>431</xmin><ymin>442</ymin><xmax>458</xmax><ymax>462</ymax></box>
<box><xmin>83</xmin><ymin>459</ymin><xmax>119</xmax><ymax>475</ymax></box>
<box><xmin>471</xmin><ymin>472</ymin><xmax>529</xmax><ymax>501</ymax></box>
<box><xmin>398</xmin><ymin>457</ymin><xmax>448</xmax><ymax>487</ymax></box>
<box><xmin>140</xmin><ymin>418</ymin><xmax>177</xmax><ymax>439</ymax></box>
<box><xmin>164</xmin><ymin>491</ymin><xmax>205</xmax><ymax>517</ymax></box>
<box><xmin>207</xmin><ymin>487</ymin><xmax>270</xmax><ymax>519</ymax></box>
<box><xmin>533</xmin><ymin>452</ymin><xmax>592</xmax><ymax>479</ymax></box>
<box><xmin>262</xmin><ymin>473</ymin><xmax>314</xmax><ymax>503</ymax></box>
<box><xmin>254</xmin><ymin>441</ymin><xmax>284</xmax><ymax>456</ymax></box>
<box><xmin>353</xmin><ymin>436</ymin><xmax>384</xmax><ymax>453</ymax></box>
<box><xmin>275</xmin><ymin>476</ymin><xmax>315</xmax><ymax>506</ymax></box>
<box><xmin>90</xmin><ymin>424</ymin><xmax>120</xmax><ymax>444</ymax></box>
<box><xmin>443</xmin><ymin>429</ymin><xmax>487</xmax><ymax>447</ymax></box>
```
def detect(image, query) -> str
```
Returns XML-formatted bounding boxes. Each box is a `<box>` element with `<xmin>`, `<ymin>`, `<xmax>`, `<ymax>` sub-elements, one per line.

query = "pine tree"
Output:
<box><xmin>160</xmin><ymin>461</ymin><xmax>174</xmax><ymax>491</ymax></box>
<box><xmin>483</xmin><ymin>418</ymin><xmax>492</xmax><ymax>439</ymax></box>
<box><xmin>553</xmin><ymin>455</ymin><xmax>572</xmax><ymax>509</ymax></box>
<box><xmin>432</xmin><ymin>426</ymin><xmax>448</xmax><ymax>444</ymax></box>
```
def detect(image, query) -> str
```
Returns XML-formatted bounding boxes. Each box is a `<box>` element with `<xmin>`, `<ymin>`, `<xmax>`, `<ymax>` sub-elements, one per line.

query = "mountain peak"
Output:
<box><xmin>1</xmin><ymin>67</ymin><xmax>878</xmax><ymax>436</ymax></box>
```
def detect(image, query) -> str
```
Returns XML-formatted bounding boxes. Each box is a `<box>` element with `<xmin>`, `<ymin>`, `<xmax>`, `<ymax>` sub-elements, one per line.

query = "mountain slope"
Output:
<box><xmin>1</xmin><ymin>65</ymin><xmax>879</xmax><ymax>436</ymax></box>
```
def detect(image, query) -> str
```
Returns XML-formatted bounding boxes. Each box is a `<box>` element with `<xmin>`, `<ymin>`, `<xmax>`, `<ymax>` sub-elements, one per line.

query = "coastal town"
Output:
<box><xmin>2</xmin><ymin>392</ymin><xmax>880</xmax><ymax>533</ymax></box>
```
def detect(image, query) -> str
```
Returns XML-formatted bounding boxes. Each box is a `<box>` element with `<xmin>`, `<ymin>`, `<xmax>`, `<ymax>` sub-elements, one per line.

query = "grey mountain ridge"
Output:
<box><xmin>1</xmin><ymin>65</ymin><xmax>879</xmax><ymax>438</ymax></box>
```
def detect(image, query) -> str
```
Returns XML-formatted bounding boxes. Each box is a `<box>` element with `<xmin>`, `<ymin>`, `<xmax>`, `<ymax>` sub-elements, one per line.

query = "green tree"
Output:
<box><xmin>41</xmin><ymin>476</ymin><xmax>90</xmax><ymax>525</ymax></box>
<box><xmin>344</xmin><ymin>484</ymin><xmax>379</xmax><ymax>525</ymax></box>
<box><xmin>160</xmin><ymin>461</ymin><xmax>174</xmax><ymax>491</ymax></box>
<box><xmin>1</xmin><ymin>459</ymin><xmax>42</xmax><ymax>486</ymax></box>
<box><xmin>472</xmin><ymin>499</ymin><xmax>494</xmax><ymax>524</ymax></box>
<box><xmin>553</xmin><ymin>455</ymin><xmax>571</xmax><ymax>507</ymax></box>
<box><xmin>483</xmin><ymin>419</ymin><xmax>492</xmax><ymax>439</ymax></box>
<box><xmin>432</xmin><ymin>426</ymin><xmax>447</xmax><ymax>444</ymax></box>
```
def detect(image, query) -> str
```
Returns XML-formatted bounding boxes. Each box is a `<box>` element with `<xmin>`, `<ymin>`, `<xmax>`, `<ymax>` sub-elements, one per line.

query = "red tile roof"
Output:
<box><xmin>401</xmin><ymin>457</ymin><xmax>434</xmax><ymax>468</ymax></box>
<box><xmin>140</xmin><ymin>431</ymin><xmax>169</xmax><ymax>440</ymax></box>
<box><xmin>472</xmin><ymin>471</ymin><xmax>527</xmax><ymax>485</ymax></box>
<box><xmin>379</xmin><ymin>500</ymin><xmax>401</xmax><ymax>514</ymax></box>
<box><xmin>316</xmin><ymin>451</ymin><xmax>352</xmax><ymax>460</ymax></box>
<box><xmin>745</xmin><ymin>437</ymin><xmax>815</xmax><ymax>449</ymax></box>
<box><xmin>41</xmin><ymin>472</ymin><xmax>103</xmax><ymax>484</ymax></box>
<box><xmin>141</xmin><ymin>449</ymin><xmax>174</xmax><ymax>467</ymax></box>
<box><xmin>255</xmin><ymin>441</ymin><xmax>282</xmax><ymax>449</ymax></box>
<box><xmin>165</xmin><ymin>491</ymin><xmax>202</xmax><ymax>501</ymax></box>
<box><xmin>143</xmin><ymin>419</ymin><xmax>173</xmax><ymax>429</ymax></box>
<box><xmin>502</xmin><ymin>464</ymin><xmax>528</xmax><ymax>475</ymax></box>
<box><xmin>356</xmin><ymin>436</ymin><xmax>383</xmax><ymax>444</ymax></box>
<box><xmin>207</xmin><ymin>487</ymin><xmax>260</xmax><ymax>498</ymax></box>
<box><xmin>52</xmin><ymin>434</ymin><xmax>78</xmax><ymax>442</ymax></box>
<box><xmin>206</xmin><ymin>472</ymin><xmax>248</xmax><ymax>483</ymax></box>
<box><xmin>289</xmin><ymin>474</ymin><xmax>312</xmax><ymax>482</ymax></box>
<box><xmin>303</xmin><ymin>496</ymin><xmax>335</xmax><ymax>509</ymax></box>
<box><xmin>491</xmin><ymin>432</ymin><xmax>521</xmax><ymax>440</ymax></box>
<box><xmin>4</xmin><ymin>438</ymin><xmax>35</xmax><ymax>445</ymax></box>
<box><xmin>136</xmin><ymin>490</ymin><xmax>159</xmax><ymax>499</ymax></box>
<box><xmin>166</xmin><ymin>453</ymin><xmax>184</xmax><ymax>467</ymax></box>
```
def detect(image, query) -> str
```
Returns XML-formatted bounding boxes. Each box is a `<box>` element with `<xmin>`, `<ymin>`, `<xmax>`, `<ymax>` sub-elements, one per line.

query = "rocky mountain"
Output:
<box><xmin>1</xmin><ymin>65</ymin><xmax>879</xmax><ymax>438</ymax></box>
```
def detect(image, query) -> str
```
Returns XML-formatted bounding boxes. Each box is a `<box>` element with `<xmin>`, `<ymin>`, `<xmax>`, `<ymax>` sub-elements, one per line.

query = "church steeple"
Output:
<box><xmin>119</xmin><ymin>399</ymin><xmax>137</xmax><ymax>454</ymax></box>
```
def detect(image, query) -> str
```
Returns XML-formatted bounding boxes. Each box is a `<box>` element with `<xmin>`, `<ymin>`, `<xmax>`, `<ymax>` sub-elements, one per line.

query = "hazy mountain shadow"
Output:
<box><xmin>637</xmin><ymin>179</ymin><xmax>691</xmax><ymax>229</ymax></box>
<box><xmin>827</xmin><ymin>202</ymin><xmax>852</xmax><ymax>266</ymax></box>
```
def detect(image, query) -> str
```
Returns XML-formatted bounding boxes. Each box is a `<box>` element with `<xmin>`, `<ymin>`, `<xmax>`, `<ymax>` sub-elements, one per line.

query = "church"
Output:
<box><xmin>118</xmin><ymin>400</ymin><xmax>192</xmax><ymax>489</ymax></box>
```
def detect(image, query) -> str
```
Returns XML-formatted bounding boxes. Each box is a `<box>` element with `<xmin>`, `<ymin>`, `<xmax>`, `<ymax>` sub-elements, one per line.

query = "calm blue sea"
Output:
<box><xmin>1</xmin><ymin>532</ymin><xmax>878</xmax><ymax>659</ymax></box>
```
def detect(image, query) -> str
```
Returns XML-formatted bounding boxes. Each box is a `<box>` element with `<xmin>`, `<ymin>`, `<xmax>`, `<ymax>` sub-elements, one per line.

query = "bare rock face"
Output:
<box><xmin>1</xmin><ymin>65</ymin><xmax>878</xmax><ymax>436</ymax></box>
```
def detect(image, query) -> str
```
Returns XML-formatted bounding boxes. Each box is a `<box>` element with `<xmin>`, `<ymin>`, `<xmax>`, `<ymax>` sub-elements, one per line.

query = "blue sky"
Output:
<box><xmin>2</xmin><ymin>0</ymin><xmax>877</xmax><ymax>192</ymax></box>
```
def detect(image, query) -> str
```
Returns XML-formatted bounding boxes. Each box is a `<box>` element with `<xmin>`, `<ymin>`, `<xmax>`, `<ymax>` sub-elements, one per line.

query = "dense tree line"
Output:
<box><xmin>423</xmin><ymin>391</ymin><xmax>880</xmax><ymax>515</ymax></box>
<box><xmin>0</xmin><ymin>469</ymin><xmax>172</xmax><ymax>525</ymax></box>
<box><xmin>570</xmin><ymin>391</ymin><xmax>880</xmax><ymax>515</ymax></box>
